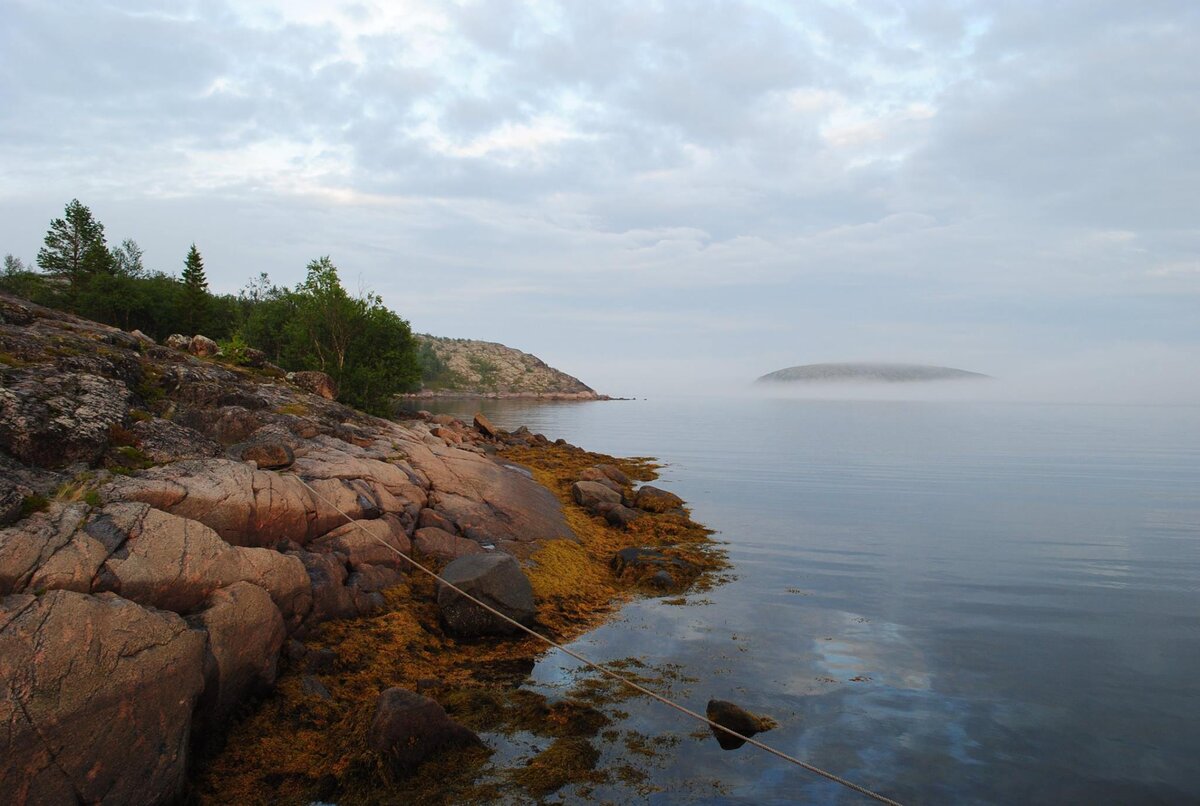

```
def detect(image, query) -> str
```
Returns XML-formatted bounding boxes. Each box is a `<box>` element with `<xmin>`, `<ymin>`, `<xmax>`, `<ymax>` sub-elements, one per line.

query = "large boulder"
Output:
<box><xmin>188</xmin><ymin>334</ymin><xmax>220</xmax><ymax>358</ymax></box>
<box><xmin>0</xmin><ymin>369</ymin><xmax>130</xmax><ymax>467</ymax></box>
<box><xmin>367</xmin><ymin>688</ymin><xmax>481</xmax><ymax>778</ymax></box>
<box><xmin>188</xmin><ymin>582</ymin><xmax>286</xmax><ymax>732</ymax></box>
<box><xmin>287</xmin><ymin>370</ymin><xmax>338</xmax><ymax>400</ymax></box>
<box><xmin>165</xmin><ymin>333</ymin><xmax>190</xmax><ymax>350</ymax></box>
<box><xmin>0</xmin><ymin>590</ymin><xmax>206</xmax><ymax>805</ymax></box>
<box><xmin>436</xmin><ymin>552</ymin><xmax>536</xmax><ymax>637</ymax></box>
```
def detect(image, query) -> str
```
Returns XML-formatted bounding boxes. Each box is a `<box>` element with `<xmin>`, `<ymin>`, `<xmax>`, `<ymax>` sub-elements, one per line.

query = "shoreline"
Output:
<box><xmin>0</xmin><ymin>292</ymin><xmax>720</xmax><ymax>805</ymax></box>
<box><xmin>400</xmin><ymin>390</ymin><xmax>623</xmax><ymax>401</ymax></box>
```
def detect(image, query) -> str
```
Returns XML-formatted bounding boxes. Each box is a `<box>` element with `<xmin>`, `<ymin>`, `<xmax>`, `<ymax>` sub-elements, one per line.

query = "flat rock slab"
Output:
<box><xmin>436</xmin><ymin>552</ymin><xmax>536</xmax><ymax>637</ymax></box>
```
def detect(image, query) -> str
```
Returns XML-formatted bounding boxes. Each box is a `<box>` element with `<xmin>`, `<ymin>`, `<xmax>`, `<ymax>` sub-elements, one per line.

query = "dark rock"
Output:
<box><xmin>242</xmin><ymin>347</ymin><xmax>268</xmax><ymax>368</ymax></box>
<box><xmin>705</xmin><ymin>699</ymin><xmax>776</xmax><ymax>750</ymax></box>
<box><xmin>634</xmin><ymin>485</ymin><xmax>685</xmax><ymax>513</ymax></box>
<box><xmin>287</xmin><ymin>370</ymin><xmax>338</xmax><ymax>400</ymax></box>
<box><xmin>610</xmin><ymin>547</ymin><xmax>695</xmax><ymax>587</ymax></box>
<box><xmin>437</xmin><ymin>552</ymin><xmax>536</xmax><ymax>637</ymax></box>
<box><xmin>0</xmin><ymin>369</ymin><xmax>130</xmax><ymax>467</ymax></box>
<box><xmin>284</xmin><ymin>639</ymin><xmax>308</xmax><ymax>663</ymax></box>
<box><xmin>367</xmin><ymin>688</ymin><xmax>481</xmax><ymax>777</ymax></box>
<box><xmin>304</xmin><ymin>647</ymin><xmax>338</xmax><ymax>674</ymax></box>
<box><xmin>0</xmin><ymin>298</ymin><xmax>34</xmax><ymax>326</ymax></box>
<box><xmin>413</xmin><ymin>526</ymin><xmax>485</xmax><ymax>561</ymax></box>
<box><xmin>649</xmin><ymin>570</ymin><xmax>675</xmax><ymax>589</ymax></box>
<box><xmin>102</xmin><ymin>330</ymin><xmax>141</xmax><ymax>350</ymax></box>
<box><xmin>241</xmin><ymin>441</ymin><xmax>295</xmax><ymax>469</ymax></box>
<box><xmin>571</xmin><ymin>480</ymin><xmax>622</xmax><ymax>511</ymax></box>
<box><xmin>189</xmin><ymin>334</ymin><xmax>220</xmax><ymax>357</ymax></box>
<box><xmin>418</xmin><ymin>507</ymin><xmax>457</xmax><ymax>534</ymax></box>
<box><xmin>301</xmin><ymin>674</ymin><xmax>332</xmax><ymax>700</ymax></box>
<box><xmin>131</xmin><ymin>417</ymin><xmax>222</xmax><ymax>463</ymax></box>
<box><xmin>0</xmin><ymin>476</ymin><xmax>31</xmax><ymax>526</ymax></box>
<box><xmin>0</xmin><ymin>590</ymin><xmax>206</xmax><ymax>805</ymax></box>
<box><xmin>296</xmin><ymin>551</ymin><xmax>358</xmax><ymax>623</ymax></box>
<box><xmin>188</xmin><ymin>582</ymin><xmax>286</xmax><ymax>732</ymax></box>
<box><xmin>356</xmin><ymin>492</ymin><xmax>383</xmax><ymax>520</ymax></box>
<box><xmin>212</xmin><ymin>406</ymin><xmax>263</xmax><ymax>444</ymax></box>
<box><xmin>603</xmin><ymin>504</ymin><xmax>643</xmax><ymax>529</ymax></box>
<box><xmin>348</xmin><ymin>563</ymin><xmax>406</xmax><ymax>594</ymax></box>
<box><xmin>473</xmin><ymin>412</ymin><xmax>498</xmax><ymax>437</ymax></box>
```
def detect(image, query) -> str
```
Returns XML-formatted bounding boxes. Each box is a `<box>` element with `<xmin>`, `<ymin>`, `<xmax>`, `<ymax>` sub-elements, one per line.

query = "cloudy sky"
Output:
<box><xmin>1</xmin><ymin>0</ymin><xmax>1197</xmax><ymax>399</ymax></box>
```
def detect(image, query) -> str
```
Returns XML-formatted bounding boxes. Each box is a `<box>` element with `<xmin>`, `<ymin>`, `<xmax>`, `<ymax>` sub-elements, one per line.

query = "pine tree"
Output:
<box><xmin>38</xmin><ymin>199</ymin><xmax>108</xmax><ymax>278</ymax></box>
<box><xmin>180</xmin><ymin>243</ymin><xmax>210</xmax><ymax>334</ymax></box>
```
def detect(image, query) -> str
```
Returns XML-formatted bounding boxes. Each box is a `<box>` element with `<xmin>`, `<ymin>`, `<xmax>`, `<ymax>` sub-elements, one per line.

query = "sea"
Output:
<box><xmin>420</xmin><ymin>395</ymin><xmax>1200</xmax><ymax>805</ymax></box>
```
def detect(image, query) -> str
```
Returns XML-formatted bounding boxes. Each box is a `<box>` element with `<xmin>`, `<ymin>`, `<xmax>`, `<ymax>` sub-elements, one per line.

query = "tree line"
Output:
<box><xmin>1</xmin><ymin>199</ymin><xmax>420</xmax><ymax>415</ymax></box>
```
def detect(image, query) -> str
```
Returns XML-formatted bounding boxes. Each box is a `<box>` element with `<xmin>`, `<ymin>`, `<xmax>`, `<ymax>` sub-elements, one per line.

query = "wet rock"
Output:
<box><xmin>473</xmin><ymin>412</ymin><xmax>498</xmax><ymax>437</ymax></box>
<box><xmin>189</xmin><ymin>334</ymin><xmax>220</xmax><ymax>357</ymax></box>
<box><xmin>0</xmin><ymin>590</ymin><xmax>206</xmax><ymax>805</ymax></box>
<box><xmin>0</xmin><ymin>369</ymin><xmax>130</xmax><ymax>467</ymax></box>
<box><xmin>705</xmin><ymin>699</ymin><xmax>776</xmax><ymax>750</ymax></box>
<box><xmin>413</xmin><ymin>526</ymin><xmax>485</xmax><ymax>560</ymax></box>
<box><xmin>188</xmin><ymin>582</ymin><xmax>286</xmax><ymax>732</ymax></box>
<box><xmin>610</xmin><ymin>547</ymin><xmax>695</xmax><ymax>587</ymax></box>
<box><xmin>437</xmin><ymin>552</ymin><xmax>536</xmax><ymax>637</ymax></box>
<box><xmin>241</xmin><ymin>441</ymin><xmax>295</xmax><ymax>469</ymax></box>
<box><xmin>287</xmin><ymin>370</ymin><xmax>338</xmax><ymax>400</ymax></box>
<box><xmin>368</xmin><ymin>688</ymin><xmax>482</xmax><ymax>777</ymax></box>
<box><xmin>633</xmin><ymin>485</ymin><xmax>685</xmax><ymax>513</ymax></box>
<box><xmin>571</xmin><ymin>480</ymin><xmax>622</xmax><ymax>511</ymax></box>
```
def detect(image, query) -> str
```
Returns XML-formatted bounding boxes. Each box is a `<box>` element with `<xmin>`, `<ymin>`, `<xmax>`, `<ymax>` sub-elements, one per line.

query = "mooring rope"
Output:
<box><xmin>290</xmin><ymin>472</ymin><xmax>903</xmax><ymax>805</ymax></box>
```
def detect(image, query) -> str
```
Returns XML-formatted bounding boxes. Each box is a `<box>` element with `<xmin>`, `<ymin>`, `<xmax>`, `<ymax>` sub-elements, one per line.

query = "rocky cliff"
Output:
<box><xmin>412</xmin><ymin>333</ymin><xmax>601</xmax><ymax>399</ymax></box>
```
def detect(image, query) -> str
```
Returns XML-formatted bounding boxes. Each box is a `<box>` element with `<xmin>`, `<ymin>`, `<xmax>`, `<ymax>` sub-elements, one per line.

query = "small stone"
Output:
<box><xmin>304</xmin><ymin>647</ymin><xmax>338</xmax><ymax>674</ymax></box>
<box><xmin>301</xmin><ymin>674</ymin><xmax>332</xmax><ymax>701</ymax></box>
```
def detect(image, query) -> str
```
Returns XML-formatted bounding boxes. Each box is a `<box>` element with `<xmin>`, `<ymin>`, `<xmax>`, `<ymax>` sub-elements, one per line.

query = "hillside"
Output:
<box><xmin>413</xmin><ymin>334</ymin><xmax>601</xmax><ymax>398</ymax></box>
<box><xmin>757</xmin><ymin>362</ymin><xmax>990</xmax><ymax>384</ymax></box>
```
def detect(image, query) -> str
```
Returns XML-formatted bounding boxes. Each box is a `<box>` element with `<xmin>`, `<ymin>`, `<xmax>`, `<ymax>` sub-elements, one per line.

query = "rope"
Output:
<box><xmin>290</xmin><ymin>472</ymin><xmax>903</xmax><ymax>805</ymax></box>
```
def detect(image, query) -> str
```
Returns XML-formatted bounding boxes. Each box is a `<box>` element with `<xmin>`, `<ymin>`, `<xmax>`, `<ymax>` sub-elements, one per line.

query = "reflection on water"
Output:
<box><xmin>421</xmin><ymin>397</ymin><xmax>1200</xmax><ymax>804</ymax></box>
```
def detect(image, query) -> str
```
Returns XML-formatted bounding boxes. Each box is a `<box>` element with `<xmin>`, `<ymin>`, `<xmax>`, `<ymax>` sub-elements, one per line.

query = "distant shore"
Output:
<box><xmin>400</xmin><ymin>389</ymin><xmax>615</xmax><ymax>401</ymax></box>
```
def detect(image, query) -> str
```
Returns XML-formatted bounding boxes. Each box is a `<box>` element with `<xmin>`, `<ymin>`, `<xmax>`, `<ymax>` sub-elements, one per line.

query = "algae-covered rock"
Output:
<box><xmin>368</xmin><ymin>688</ymin><xmax>482</xmax><ymax>777</ymax></box>
<box><xmin>705</xmin><ymin>699</ymin><xmax>777</xmax><ymax>750</ymax></box>
<box><xmin>437</xmin><ymin>552</ymin><xmax>536</xmax><ymax>637</ymax></box>
<box><xmin>633</xmin><ymin>484</ymin><xmax>684</xmax><ymax>513</ymax></box>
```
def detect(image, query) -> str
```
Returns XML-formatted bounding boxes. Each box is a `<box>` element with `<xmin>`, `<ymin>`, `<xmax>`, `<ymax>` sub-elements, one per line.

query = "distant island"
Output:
<box><xmin>756</xmin><ymin>362</ymin><xmax>990</xmax><ymax>384</ymax></box>
<box><xmin>409</xmin><ymin>333</ymin><xmax>605</xmax><ymax>399</ymax></box>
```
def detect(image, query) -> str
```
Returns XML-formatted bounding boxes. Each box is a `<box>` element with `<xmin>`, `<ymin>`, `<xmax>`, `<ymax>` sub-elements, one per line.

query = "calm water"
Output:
<box><xmin>422</xmin><ymin>396</ymin><xmax>1200</xmax><ymax>804</ymax></box>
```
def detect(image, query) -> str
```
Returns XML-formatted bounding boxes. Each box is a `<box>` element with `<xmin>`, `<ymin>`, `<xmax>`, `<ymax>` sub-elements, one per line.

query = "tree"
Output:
<box><xmin>180</xmin><ymin>243</ymin><xmax>210</xmax><ymax>334</ymax></box>
<box><xmin>112</xmin><ymin>239</ymin><xmax>145</xmax><ymax>277</ymax></box>
<box><xmin>37</xmin><ymin>199</ymin><xmax>106</xmax><ymax>279</ymax></box>
<box><xmin>293</xmin><ymin>256</ymin><xmax>356</xmax><ymax>374</ymax></box>
<box><xmin>2</xmin><ymin>254</ymin><xmax>27</xmax><ymax>276</ymax></box>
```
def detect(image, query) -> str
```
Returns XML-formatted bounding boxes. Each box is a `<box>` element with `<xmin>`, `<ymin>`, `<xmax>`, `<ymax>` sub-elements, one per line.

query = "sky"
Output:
<box><xmin>1</xmin><ymin>0</ymin><xmax>1197</xmax><ymax>400</ymax></box>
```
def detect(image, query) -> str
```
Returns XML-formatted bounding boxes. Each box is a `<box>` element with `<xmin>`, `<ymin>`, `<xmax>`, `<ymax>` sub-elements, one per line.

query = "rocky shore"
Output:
<box><xmin>0</xmin><ymin>292</ymin><xmax>721</xmax><ymax>804</ymax></box>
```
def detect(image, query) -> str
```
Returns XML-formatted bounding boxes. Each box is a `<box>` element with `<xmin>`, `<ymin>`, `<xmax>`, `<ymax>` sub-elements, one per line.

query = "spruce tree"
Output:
<box><xmin>180</xmin><ymin>243</ymin><xmax>210</xmax><ymax>334</ymax></box>
<box><xmin>37</xmin><ymin>199</ymin><xmax>107</xmax><ymax>279</ymax></box>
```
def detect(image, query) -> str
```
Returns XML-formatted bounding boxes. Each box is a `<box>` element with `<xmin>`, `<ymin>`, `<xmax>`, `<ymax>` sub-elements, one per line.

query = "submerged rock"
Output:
<box><xmin>705</xmin><ymin>699</ymin><xmax>777</xmax><ymax>750</ymax></box>
<box><xmin>367</xmin><ymin>688</ymin><xmax>481</xmax><ymax>778</ymax></box>
<box><xmin>437</xmin><ymin>552</ymin><xmax>536</xmax><ymax>637</ymax></box>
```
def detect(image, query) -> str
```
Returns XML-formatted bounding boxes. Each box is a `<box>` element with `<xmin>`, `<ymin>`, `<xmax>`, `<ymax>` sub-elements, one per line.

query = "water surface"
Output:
<box><xmin>422</xmin><ymin>396</ymin><xmax>1200</xmax><ymax>804</ymax></box>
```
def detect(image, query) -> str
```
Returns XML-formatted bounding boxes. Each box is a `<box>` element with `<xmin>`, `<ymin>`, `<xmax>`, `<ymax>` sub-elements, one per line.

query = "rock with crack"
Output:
<box><xmin>0</xmin><ymin>589</ymin><xmax>206</xmax><ymax>805</ymax></box>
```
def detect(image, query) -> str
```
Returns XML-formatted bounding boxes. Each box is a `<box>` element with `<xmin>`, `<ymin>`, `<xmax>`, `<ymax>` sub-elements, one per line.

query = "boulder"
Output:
<box><xmin>295</xmin><ymin>551</ymin><xmax>358</xmax><ymax>623</ymax></box>
<box><xmin>603</xmin><ymin>504</ymin><xmax>644</xmax><ymax>529</ymax></box>
<box><xmin>242</xmin><ymin>347</ymin><xmax>268</xmax><ymax>368</ymax></box>
<box><xmin>241</xmin><ymin>441</ymin><xmax>295</xmax><ymax>470</ymax></box>
<box><xmin>436</xmin><ymin>552</ymin><xmax>536</xmax><ymax>637</ymax></box>
<box><xmin>188</xmin><ymin>334</ymin><xmax>220</xmax><ymax>357</ymax></box>
<box><xmin>413</xmin><ymin>526</ymin><xmax>485</xmax><ymax>561</ymax></box>
<box><xmin>367</xmin><ymin>688</ymin><xmax>481</xmax><ymax>777</ymax></box>
<box><xmin>188</xmin><ymin>582</ymin><xmax>286</xmax><ymax>732</ymax></box>
<box><xmin>0</xmin><ymin>369</ymin><xmax>131</xmax><ymax>467</ymax></box>
<box><xmin>594</xmin><ymin>464</ymin><xmax>631</xmax><ymax>486</ymax></box>
<box><xmin>287</xmin><ymin>370</ymin><xmax>338</xmax><ymax>400</ymax></box>
<box><xmin>130</xmin><ymin>329</ymin><xmax>156</xmax><ymax>347</ymax></box>
<box><xmin>571</xmin><ymin>480</ymin><xmax>621</xmax><ymax>511</ymax></box>
<box><xmin>705</xmin><ymin>699</ymin><xmax>777</xmax><ymax>750</ymax></box>
<box><xmin>0</xmin><ymin>590</ymin><xmax>206</xmax><ymax>805</ymax></box>
<box><xmin>165</xmin><ymin>333</ymin><xmax>190</xmax><ymax>350</ymax></box>
<box><xmin>473</xmin><ymin>412</ymin><xmax>498</xmax><ymax>437</ymax></box>
<box><xmin>0</xmin><ymin>298</ymin><xmax>35</xmax><ymax>326</ymax></box>
<box><xmin>211</xmin><ymin>406</ymin><xmax>262</xmax><ymax>444</ymax></box>
<box><xmin>633</xmin><ymin>485</ymin><xmax>684</xmax><ymax>513</ymax></box>
<box><xmin>577</xmin><ymin>472</ymin><xmax>623</xmax><ymax>496</ymax></box>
